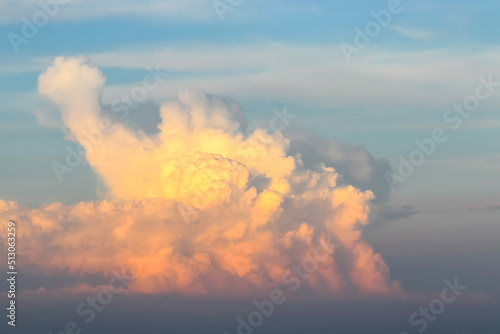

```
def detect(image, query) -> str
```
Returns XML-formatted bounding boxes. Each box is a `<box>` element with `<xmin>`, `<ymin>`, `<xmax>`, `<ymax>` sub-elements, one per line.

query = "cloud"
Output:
<box><xmin>392</xmin><ymin>25</ymin><xmax>433</xmax><ymax>40</ymax></box>
<box><xmin>421</xmin><ymin>202</ymin><xmax>500</xmax><ymax>214</ymax></box>
<box><xmin>374</xmin><ymin>205</ymin><xmax>418</xmax><ymax>222</ymax></box>
<box><xmin>286</xmin><ymin>128</ymin><xmax>392</xmax><ymax>202</ymax></box>
<box><xmin>78</xmin><ymin>45</ymin><xmax>500</xmax><ymax>112</ymax></box>
<box><xmin>4</xmin><ymin>46</ymin><xmax>500</xmax><ymax>118</ymax></box>
<box><xmin>461</xmin><ymin>202</ymin><xmax>500</xmax><ymax>211</ymax></box>
<box><xmin>429</xmin><ymin>154</ymin><xmax>500</xmax><ymax>172</ymax></box>
<box><xmin>33</xmin><ymin>108</ymin><xmax>64</xmax><ymax>129</ymax></box>
<box><xmin>464</xmin><ymin>119</ymin><xmax>500</xmax><ymax>129</ymax></box>
<box><xmin>100</xmin><ymin>101</ymin><xmax>162</xmax><ymax>135</ymax></box>
<box><xmin>0</xmin><ymin>0</ymin><xmax>215</xmax><ymax>24</ymax></box>
<box><xmin>1</xmin><ymin>57</ymin><xmax>400</xmax><ymax>296</ymax></box>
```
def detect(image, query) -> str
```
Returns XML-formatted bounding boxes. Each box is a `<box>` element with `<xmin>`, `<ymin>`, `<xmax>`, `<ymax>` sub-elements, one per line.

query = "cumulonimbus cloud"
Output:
<box><xmin>0</xmin><ymin>57</ymin><xmax>400</xmax><ymax>296</ymax></box>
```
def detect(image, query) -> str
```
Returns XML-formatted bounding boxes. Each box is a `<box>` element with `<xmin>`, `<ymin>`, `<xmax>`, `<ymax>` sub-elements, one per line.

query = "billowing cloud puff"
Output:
<box><xmin>0</xmin><ymin>57</ymin><xmax>399</xmax><ymax>296</ymax></box>
<box><xmin>286</xmin><ymin>128</ymin><xmax>392</xmax><ymax>202</ymax></box>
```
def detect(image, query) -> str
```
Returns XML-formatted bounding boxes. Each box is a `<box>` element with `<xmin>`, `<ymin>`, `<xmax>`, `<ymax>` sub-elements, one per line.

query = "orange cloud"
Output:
<box><xmin>0</xmin><ymin>57</ymin><xmax>399</xmax><ymax>296</ymax></box>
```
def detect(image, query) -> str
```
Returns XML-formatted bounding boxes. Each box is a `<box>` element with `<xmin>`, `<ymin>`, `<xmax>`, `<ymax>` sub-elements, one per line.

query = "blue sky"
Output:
<box><xmin>0</xmin><ymin>1</ymin><xmax>499</xmax><ymax>333</ymax></box>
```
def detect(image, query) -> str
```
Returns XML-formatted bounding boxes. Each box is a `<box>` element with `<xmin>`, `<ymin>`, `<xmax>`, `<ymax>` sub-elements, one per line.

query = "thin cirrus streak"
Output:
<box><xmin>0</xmin><ymin>56</ymin><xmax>400</xmax><ymax>296</ymax></box>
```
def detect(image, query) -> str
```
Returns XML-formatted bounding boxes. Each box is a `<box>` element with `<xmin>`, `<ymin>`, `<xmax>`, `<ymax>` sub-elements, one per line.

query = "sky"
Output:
<box><xmin>0</xmin><ymin>0</ymin><xmax>499</xmax><ymax>333</ymax></box>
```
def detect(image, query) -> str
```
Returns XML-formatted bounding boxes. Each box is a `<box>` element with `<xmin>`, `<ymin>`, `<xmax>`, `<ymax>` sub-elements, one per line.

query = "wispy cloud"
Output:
<box><xmin>4</xmin><ymin>45</ymin><xmax>500</xmax><ymax>112</ymax></box>
<box><xmin>0</xmin><ymin>0</ymin><xmax>215</xmax><ymax>24</ymax></box>
<box><xmin>380</xmin><ymin>201</ymin><xmax>500</xmax><ymax>217</ymax></box>
<box><xmin>464</xmin><ymin>119</ymin><xmax>500</xmax><ymax>129</ymax></box>
<box><xmin>429</xmin><ymin>154</ymin><xmax>500</xmax><ymax>172</ymax></box>
<box><xmin>392</xmin><ymin>25</ymin><xmax>433</xmax><ymax>40</ymax></box>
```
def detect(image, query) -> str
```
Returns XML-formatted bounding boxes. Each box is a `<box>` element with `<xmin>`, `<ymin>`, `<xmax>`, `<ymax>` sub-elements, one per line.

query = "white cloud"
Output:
<box><xmin>0</xmin><ymin>0</ymin><xmax>215</xmax><ymax>24</ymax></box>
<box><xmin>4</xmin><ymin>44</ymin><xmax>500</xmax><ymax>115</ymax></box>
<box><xmin>33</xmin><ymin>108</ymin><xmax>64</xmax><ymax>129</ymax></box>
<box><xmin>391</xmin><ymin>25</ymin><xmax>433</xmax><ymax>40</ymax></box>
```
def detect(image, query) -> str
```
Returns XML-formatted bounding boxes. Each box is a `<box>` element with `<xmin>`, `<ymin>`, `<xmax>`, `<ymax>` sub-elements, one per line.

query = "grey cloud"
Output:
<box><xmin>285</xmin><ymin>128</ymin><xmax>392</xmax><ymax>202</ymax></box>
